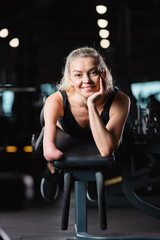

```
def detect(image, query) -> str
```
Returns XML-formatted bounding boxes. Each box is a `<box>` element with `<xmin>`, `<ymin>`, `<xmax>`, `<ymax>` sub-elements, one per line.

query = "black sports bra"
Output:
<box><xmin>58</xmin><ymin>87</ymin><xmax>118</xmax><ymax>137</ymax></box>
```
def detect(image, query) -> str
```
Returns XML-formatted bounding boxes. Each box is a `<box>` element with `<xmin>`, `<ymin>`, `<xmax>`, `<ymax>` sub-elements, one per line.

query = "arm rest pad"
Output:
<box><xmin>53</xmin><ymin>154</ymin><xmax>115</xmax><ymax>169</ymax></box>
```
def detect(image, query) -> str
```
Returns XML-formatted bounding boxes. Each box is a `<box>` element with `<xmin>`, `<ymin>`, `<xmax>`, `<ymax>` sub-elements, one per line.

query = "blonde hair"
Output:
<box><xmin>57</xmin><ymin>47</ymin><xmax>114</xmax><ymax>93</ymax></box>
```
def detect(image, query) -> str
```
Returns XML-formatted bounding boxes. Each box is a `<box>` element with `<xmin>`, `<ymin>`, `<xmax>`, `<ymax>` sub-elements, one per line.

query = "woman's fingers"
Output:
<box><xmin>99</xmin><ymin>77</ymin><xmax>104</xmax><ymax>93</ymax></box>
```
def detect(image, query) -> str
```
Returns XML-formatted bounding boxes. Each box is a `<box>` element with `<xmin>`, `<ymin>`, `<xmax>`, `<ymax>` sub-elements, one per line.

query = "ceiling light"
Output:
<box><xmin>99</xmin><ymin>29</ymin><xmax>109</xmax><ymax>38</ymax></box>
<box><xmin>100</xmin><ymin>39</ymin><xmax>110</xmax><ymax>49</ymax></box>
<box><xmin>96</xmin><ymin>5</ymin><xmax>107</xmax><ymax>14</ymax></box>
<box><xmin>9</xmin><ymin>38</ymin><xmax>19</xmax><ymax>48</ymax></box>
<box><xmin>97</xmin><ymin>19</ymin><xmax>108</xmax><ymax>28</ymax></box>
<box><xmin>0</xmin><ymin>28</ymin><xmax>9</xmax><ymax>38</ymax></box>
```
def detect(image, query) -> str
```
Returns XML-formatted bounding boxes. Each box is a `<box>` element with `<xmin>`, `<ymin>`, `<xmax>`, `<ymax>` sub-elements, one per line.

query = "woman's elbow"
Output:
<box><xmin>100</xmin><ymin>149</ymin><xmax>113</xmax><ymax>157</ymax></box>
<box><xmin>100</xmin><ymin>143</ymin><xmax>119</xmax><ymax>157</ymax></box>
<box><xmin>43</xmin><ymin>150</ymin><xmax>53</xmax><ymax>161</ymax></box>
<box><xmin>43</xmin><ymin>146</ymin><xmax>54</xmax><ymax>161</ymax></box>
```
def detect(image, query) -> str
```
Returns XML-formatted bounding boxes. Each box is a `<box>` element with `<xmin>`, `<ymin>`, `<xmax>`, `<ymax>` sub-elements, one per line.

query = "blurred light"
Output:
<box><xmin>6</xmin><ymin>146</ymin><xmax>18</xmax><ymax>153</ymax></box>
<box><xmin>97</xmin><ymin>19</ymin><xmax>108</xmax><ymax>28</ymax></box>
<box><xmin>0</xmin><ymin>28</ymin><xmax>9</xmax><ymax>38</ymax></box>
<box><xmin>131</xmin><ymin>81</ymin><xmax>160</xmax><ymax>102</ymax></box>
<box><xmin>23</xmin><ymin>175</ymin><xmax>34</xmax><ymax>200</ymax></box>
<box><xmin>96</xmin><ymin>5</ymin><xmax>107</xmax><ymax>14</ymax></box>
<box><xmin>23</xmin><ymin>146</ymin><xmax>33</xmax><ymax>152</ymax></box>
<box><xmin>100</xmin><ymin>39</ymin><xmax>110</xmax><ymax>49</ymax></box>
<box><xmin>99</xmin><ymin>29</ymin><xmax>109</xmax><ymax>38</ymax></box>
<box><xmin>9</xmin><ymin>38</ymin><xmax>19</xmax><ymax>48</ymax></box>
<box><xmin>2</xmin><ymin>91</ymin><xmax>14</xmax><ymax>117</ymax></box>
<box><xmin>155</xmin><ymin>93</ymin><xmax>160</xmax><ymax>102</ymax></box>
<box><xmin>41</xmin><ymin>83</ymin><xmax>56</xmax><ymax>97</ymax></box>
<box><xmin>105</xmin><ymin>176</ymin><xmax>122</xmax><ymax>186</ymax></box>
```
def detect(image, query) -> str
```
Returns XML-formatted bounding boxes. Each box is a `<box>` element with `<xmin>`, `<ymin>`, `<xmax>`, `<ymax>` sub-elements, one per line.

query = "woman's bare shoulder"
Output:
<box><xmin>44</xmin><ymin>91</ymin><xmax>64</xmax><ymax>119</ymax></box>
<box><xmin>45</xmin><ymin>91</ymin><xmax>63</xmax><ymax>106</ymax></box>
<box><xmin>110</xmin><ymin>90</ymin><xmax>130</xmax><ymax>116</ymax></box>
<box><xmin>115</xmin><ymin>90</ymin><xmax>130</xmax><ymax>105</ymax></box>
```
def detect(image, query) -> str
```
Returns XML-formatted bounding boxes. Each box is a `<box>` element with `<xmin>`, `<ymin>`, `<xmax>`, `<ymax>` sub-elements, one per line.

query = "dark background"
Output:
<box><xmin>0</xmin><ymin>0</ymin><xmax>160</xmax><ymax>87</ymax></box>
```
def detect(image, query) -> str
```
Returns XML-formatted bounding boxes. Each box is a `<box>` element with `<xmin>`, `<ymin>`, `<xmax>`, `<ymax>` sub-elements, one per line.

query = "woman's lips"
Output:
<box><xmin>82</xmin><ymin>86</ymin><xmax>95</xmax><ymax>89</ymax></box>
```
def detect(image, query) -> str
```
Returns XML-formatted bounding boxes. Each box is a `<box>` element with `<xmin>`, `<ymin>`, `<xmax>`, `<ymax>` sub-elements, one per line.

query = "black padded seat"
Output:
<box><xmin>53</xmin><ymin>155</ymin><xmax>114</xmax><ymax>170</ymax></box>
<box><xmin>53</xmin><ymin>127</ymin><xmax>115</xmax><ymax>169</ymax></box>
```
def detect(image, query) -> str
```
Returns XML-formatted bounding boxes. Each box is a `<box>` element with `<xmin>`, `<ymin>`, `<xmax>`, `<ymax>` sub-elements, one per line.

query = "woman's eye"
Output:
<box><xmin>75</xmin><ymin>73</ymin><xmax>81</xmax><ymax>77</ymax></box>
<box><xmin>90</xmin><ymin>71</ymin><xmax>98</xmax><ymax>75</ymax></box>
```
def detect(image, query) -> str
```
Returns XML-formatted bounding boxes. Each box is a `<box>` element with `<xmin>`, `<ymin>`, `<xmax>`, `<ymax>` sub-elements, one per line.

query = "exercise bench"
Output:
<box><xmin>32</xmin><ymin>108</ymin><xmax>160</xmax><ymax>240</ymax></box>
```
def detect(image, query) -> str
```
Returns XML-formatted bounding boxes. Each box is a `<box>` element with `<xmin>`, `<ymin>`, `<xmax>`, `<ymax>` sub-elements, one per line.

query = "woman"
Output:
<box><xmin>41</xmin><ymin>47</ymin><xmax>130</xmax><ymax>201</ymax></box>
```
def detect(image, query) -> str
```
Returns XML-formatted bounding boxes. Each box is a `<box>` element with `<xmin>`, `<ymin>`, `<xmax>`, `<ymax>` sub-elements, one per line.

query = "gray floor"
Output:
<box><xmin>0</xmin><ymin>191</ymin><xmax>160</xmax><ymax>240</ymax></box>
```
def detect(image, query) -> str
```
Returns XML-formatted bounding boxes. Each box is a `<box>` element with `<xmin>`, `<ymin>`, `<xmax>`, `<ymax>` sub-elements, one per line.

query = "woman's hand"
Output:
<box><xmin>43</xmin><ymin>144</ymin><xmax>63</xmax><ymax>162</ymax></box>
<box><xmin>44</xmin><ymin>147</ymin><xmax>63</xmax><ymax>174</ymax></box>
<box><xmin>87</xmin><ymin>76</ymin><xmax>104</xmax><ymax>107</ymax></box>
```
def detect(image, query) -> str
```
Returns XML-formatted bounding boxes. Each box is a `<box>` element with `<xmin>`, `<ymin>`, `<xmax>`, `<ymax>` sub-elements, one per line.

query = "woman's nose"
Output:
<box><xmin>83</xmin><ymin>74</ymin><xmax>91</xmax><ymax>83</ymax></box>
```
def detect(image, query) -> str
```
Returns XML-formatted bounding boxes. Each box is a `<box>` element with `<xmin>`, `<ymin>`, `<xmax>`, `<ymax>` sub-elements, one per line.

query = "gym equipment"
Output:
<box><xmin>33</xmin><ymin>107</ymin><xmax>160</xmax><ymax>240</ymax></box>
<box><xmin>0</xmin><ymin>229</ymin><xmax>11</xmax><ymax>240</ymax></box>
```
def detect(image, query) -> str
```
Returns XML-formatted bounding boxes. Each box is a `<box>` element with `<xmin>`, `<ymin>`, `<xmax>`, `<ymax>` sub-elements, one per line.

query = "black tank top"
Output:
<box><xmin>58</xmin><ymin>87</ymin><xmax>118</xmax><ymax>138</ymax></box>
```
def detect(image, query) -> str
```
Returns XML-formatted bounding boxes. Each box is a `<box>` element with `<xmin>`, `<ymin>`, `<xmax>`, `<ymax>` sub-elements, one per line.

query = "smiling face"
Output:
<box><xmin>69</xmin><ymin>57</ymin><xmax>102</xmax><ymax>98</ymax></box>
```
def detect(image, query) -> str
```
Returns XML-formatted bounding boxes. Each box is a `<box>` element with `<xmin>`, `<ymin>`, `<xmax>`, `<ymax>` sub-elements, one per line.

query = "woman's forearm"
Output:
<box><xmin>43</xmin><ymin>124</ymin><xmax>63</xmax><ymax>161</ymax></box>
<box><xmin>88</xmin><ymin>103</ymin><xmax>117</xmax><ymax>157</ymax></box>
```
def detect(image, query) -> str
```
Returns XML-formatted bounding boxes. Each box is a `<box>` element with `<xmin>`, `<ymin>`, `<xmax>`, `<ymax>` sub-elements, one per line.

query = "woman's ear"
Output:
<box><xmin>102</xmin><ymin>68</ymin><xmax>106</xmax><ymax>78</ymax></box>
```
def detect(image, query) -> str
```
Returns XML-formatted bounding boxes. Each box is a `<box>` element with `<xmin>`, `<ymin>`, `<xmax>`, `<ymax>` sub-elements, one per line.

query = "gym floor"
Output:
<box><xmin>0</xmin><ymin>190</ymin><xmax>160</xmax><ymax>240</ymax></box>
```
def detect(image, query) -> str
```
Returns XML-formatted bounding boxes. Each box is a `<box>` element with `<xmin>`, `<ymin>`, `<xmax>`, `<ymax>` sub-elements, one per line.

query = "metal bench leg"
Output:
<box><xmin>75</xmin><ymin>180</ymin><xmax>87</xmax><ymax>234</ymax></box>
<box><xmin>96</xmin><ymin>172</ymin><xmax>107</xmax><ymax>230</ymax></box>
<box><xmin>61</xmin><ymin>172</ymin><xmax>72</xmax><ymax>230</ymax></box>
